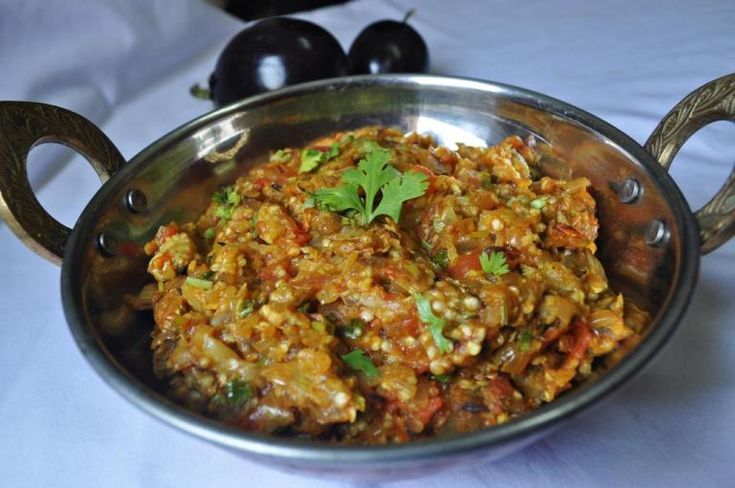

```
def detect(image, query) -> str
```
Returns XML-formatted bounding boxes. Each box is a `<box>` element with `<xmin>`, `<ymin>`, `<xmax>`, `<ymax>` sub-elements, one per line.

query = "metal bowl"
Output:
<box><xmin>1</xmin><ymin>74</ymin><xmax>733</xmax><ymax>480</ymax></box>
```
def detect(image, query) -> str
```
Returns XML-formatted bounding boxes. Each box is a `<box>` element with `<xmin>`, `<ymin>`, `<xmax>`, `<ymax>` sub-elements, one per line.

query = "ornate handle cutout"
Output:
<box><xmin>645</xmin><ymin>74</ymin><xmax>735</xmax><ymax>254</ymax></box>
<box><xmin>0</xmin><ymin>102</ymin><xmax>126</xmax><ymax>264</ymax></box>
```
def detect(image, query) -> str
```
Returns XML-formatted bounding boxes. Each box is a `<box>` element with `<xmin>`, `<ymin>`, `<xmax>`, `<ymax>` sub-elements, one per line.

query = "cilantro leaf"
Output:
<box><xmin>372</xmin><ymin>170</ymin><xmax>428</xmax><ymax>222</ymax></box>
<box><xmin>415</xmin><ymin>294</ymin><xmax>453</xmax><ymax>354</ymax></box>
<box><xmin>311</xmin><ymin>145</ymin><xmax>428</xmax><ymax>225</ymax></box>
<box><xmin>212</xmin><ymin>185</ymin><xmax>241</xmax><ymax>220</ymax></box>
<box><xmin>225</xmin><ymin>379</ymin><xmax>253</xmax><ymax>407</ymax></box>
<box><xmin>430</xmin><ymin>373</ymin><xmax>453</xmax><ymax>384</ymax></box>
<box><xmin>325</xmin><ymin>143</ymin><xmax>340</xmax><ymax>159</ymax></box>
<box><xmin>431</xmin><ymin>249</ymin><xmax>449</xmax><ymax>268</ymax></box>
<box><xmin>299</xmin><ymin>143</ymin><xmax>340</xmax><ymax>173</ymax></box>
<box><xmin>518</xmin><ymin>330</ymin><xmax>533</xmax><ymax>352</ymax></box>
<box><xmin>270</xmin><ymin>148</ymin><xmax>291</xmax><ymax>163</ymax></box>
<box><xmin>213</xmin><ymin>185</ymin><xmax>239</xmax><ymax>205</ymax></box>
<box><xmin>310</xmin><ymin>182</ymin><xmax>363</xmax><ymax>214</ymax></box>
<box><xmin>215</xmin><ymin>206</ymin><xmax>234</xmax><ymax>220</ymax></box>
<box><xmin>361</xmin><ymin>139</ymin><xmax>383</xmax><ymax>154</ymax></box>
<box><xmin>480</xmin><ymin>250</ymin><xmax>510</xmax><ymax>277</ymax></box>
<box><xmin>299</xmin><ymin>149</ymin><xmax>323</xmax><ymax>173</ymax></box>
<box><xmin>341</xmin><ymin>349</ymin><xmax>379</xmax><ymax>378</ymax></box>
<box><xmin>341</xmin><ymin>147</ymin><xmax>395</xmax><ymax>209</ymax></box>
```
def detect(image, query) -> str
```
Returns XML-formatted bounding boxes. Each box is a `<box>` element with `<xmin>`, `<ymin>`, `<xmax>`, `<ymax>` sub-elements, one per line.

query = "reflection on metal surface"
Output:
<box><xmin>95</xmin><ymin>231</ymin><xmax>118</xmax><ymax>257</ymax></box>
<box><xmin>414</xmin><ymin>115</ymin><xmax>487</xmax><ymax>148</ymax></box>
<box><xmin>203</xmin><ymin>127</ymin><xmax>251</xmax><ymax>164</ymax></box>
<box><xmin>644</xmin><ymin>219</ymin><xmax>671</xmax><ymax>247</ymax></box>
<box><xmin>194</xmin><ymin>112</ymin><xmax>250</xmax><ymax>161</ymax></box>
<box><xmin>617</xmin><ymin>178</ymin><xmax>642</xmax><ymax>204</ymax></box>
<box><xmin>124</xmin><ymin>188</ymin><xmax>148</xmax><ymax>214</ymax></box>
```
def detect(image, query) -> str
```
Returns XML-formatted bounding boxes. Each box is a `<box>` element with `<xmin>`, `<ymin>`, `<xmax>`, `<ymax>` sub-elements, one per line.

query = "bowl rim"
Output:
<box><xmin>61</xmin><ymin>73</ymin><xmax>700</xmax><ymax>465</ymax></box>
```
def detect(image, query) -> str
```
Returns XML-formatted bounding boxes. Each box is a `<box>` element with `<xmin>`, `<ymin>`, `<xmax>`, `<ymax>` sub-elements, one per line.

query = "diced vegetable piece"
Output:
<box><xmin>185</xmin><ymin>276</ymin><xmax>213</xmax><ymax>290</ymax></box>
<box><xmin>238</xmin><ymin>299</ymin><xmax>255</xmax><ymax>318</ymax></box>
<box><xmin>530</xmin><ymin>196</ymin><xmax>548</xmax><ymax>209</ymax></box>
<box><xmin>338</xmin><ymin>319</ymin><xmax>365</xmax><ymax>340</ymax></box>
<box><xmin>518</xmin><ymin>330</ymin><xmax>533</xmax><ymax>351</ymax></box>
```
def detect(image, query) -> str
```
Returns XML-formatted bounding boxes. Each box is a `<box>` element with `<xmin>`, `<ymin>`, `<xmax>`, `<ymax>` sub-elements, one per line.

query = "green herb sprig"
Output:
<box><xmin>299</xmin><ymin>144</ymin><xmax>340</xmax><ymax>173</ymax></box>
<box><xmin>431</xmin><ymin>249</ymin><xmax>449</xmax><ymax>268</ymax></box>
<box><xmin>480</xmin><ymin>250</ymin><xmax>510</xmax><ymax>277</ymax></box>
<box><xmin>341</xmin><ymin>349</ymin><xmax>379</xmax><ymax>378</ymax></box>
<box><xmin>430</xmin><ymin>373</ymin><xmax>453</xmax><ymax>384</ymax></box>
<box><xmin>212</xmin><ymin>185</ymin><xmax>241</xmax><ymax>220</ymax></box>
<box><xmin>311</xmin><ymin>145</ymin><xmax>428</xmax><ymax>225</ymax></box>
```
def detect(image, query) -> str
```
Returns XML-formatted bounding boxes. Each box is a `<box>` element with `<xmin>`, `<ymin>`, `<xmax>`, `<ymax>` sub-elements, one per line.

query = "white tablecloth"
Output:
<box><xmin>1</xmin><ymin>1</ymin><xmax>734</xmax><ymax>486</ymax></box>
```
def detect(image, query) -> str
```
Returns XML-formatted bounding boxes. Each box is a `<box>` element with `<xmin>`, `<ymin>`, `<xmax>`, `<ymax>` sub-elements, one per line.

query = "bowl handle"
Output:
<box><xmin>0</xmin><ymin>102</ymin><xmax>126</xmax><ymax>265</ymax></box>
<box><xmin>645</xmin><ymin>73</ymin><xmax>735</xmax><ymax>254</ymax></box>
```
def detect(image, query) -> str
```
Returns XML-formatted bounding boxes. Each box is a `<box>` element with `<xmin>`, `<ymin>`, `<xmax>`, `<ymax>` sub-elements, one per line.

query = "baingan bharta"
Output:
<box><xmin>138</xmin><ymin>127</ymin><xmax>645</xmax><ymax>444</ymax></box>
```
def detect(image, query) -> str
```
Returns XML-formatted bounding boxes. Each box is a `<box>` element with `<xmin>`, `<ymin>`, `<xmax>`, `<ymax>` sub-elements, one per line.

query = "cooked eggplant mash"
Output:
<box><xmin>140</xmin><ymin>127</ymin><xmax>646</xmax><ymax>443</ymax></box>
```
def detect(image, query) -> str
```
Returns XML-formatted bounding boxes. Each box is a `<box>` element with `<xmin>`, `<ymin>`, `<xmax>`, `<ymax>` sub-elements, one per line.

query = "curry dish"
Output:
<box><xmin>140</xmin><ymin>127</ymin><xmax>646</xmax><ymax>443</ymax></box>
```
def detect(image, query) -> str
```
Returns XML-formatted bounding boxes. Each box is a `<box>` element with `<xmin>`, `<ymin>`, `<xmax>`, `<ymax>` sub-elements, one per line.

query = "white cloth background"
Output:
<box><xmin>1</xmin><ymin>1</ymin><xmax>734</xmax><ymax>487</ymax></box>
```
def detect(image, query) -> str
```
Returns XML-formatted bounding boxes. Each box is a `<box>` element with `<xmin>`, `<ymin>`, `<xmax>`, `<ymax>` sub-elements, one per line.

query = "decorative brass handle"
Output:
<box><xmin>645</xmin><ymin>73</ymin><xmax>735</xmax><ymax>254</ymax></box>
<box><xmin>0</xmin><ymin>102</ymin><xmax>126</xmax><ymax>264</ymax></box>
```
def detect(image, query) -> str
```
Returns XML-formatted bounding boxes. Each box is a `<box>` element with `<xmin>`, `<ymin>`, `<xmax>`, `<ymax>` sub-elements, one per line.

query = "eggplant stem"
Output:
<box><xmin>190</xmin><ymin>83</ymin><xmax>212</xmax><ymax>100</ymax></box>
<box><xmin>402</xmin><ymin>9</ymin><xmax>415</xmax><ymax>23</ymax></box>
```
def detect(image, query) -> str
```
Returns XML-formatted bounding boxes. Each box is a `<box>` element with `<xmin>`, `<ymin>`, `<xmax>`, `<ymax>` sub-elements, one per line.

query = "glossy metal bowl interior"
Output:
<box><xmin>60</xmin><ymin>75</ymin><xmax>699</xmax><ymax>479</ymax></box>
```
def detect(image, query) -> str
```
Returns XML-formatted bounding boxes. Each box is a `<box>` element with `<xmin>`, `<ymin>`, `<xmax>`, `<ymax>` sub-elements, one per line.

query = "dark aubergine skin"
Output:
<box><xmin>348</xmin><ymin>20</ymin><xmax>429</xmax><ymax>75</ymax></box>
<box><xmin>209</xmin><ymin>18</ymin><xmax>348</xmax><ymax>106</ymax></box>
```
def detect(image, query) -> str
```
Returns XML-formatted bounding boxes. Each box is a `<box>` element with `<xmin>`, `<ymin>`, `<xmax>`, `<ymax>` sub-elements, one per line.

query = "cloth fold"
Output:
<box><xmin>0</xmin><ymin>0</ymin><xmax>242</xmax><ymax>187</ymax></box>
